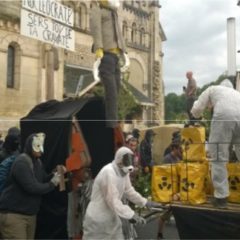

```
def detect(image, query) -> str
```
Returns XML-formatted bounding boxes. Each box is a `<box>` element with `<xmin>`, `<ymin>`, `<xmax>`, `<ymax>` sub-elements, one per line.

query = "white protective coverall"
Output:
<box><xmin>82</xmin><ymin>147</ymin><xmax>147</xmax><ymax>240</ymax></box>
<box><xmin>191</xmin><ymin>83</ymin><xmax>240</xmax><ymax>198</ymax></box>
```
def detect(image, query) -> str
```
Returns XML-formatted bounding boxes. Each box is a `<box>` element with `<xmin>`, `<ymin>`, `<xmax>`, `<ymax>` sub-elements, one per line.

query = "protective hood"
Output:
<box><xmin>144</xmin><ymin>129</ymin><xmax>156</xmax><ymax>143</ymax></box>
<box><xmin>7</xmin><ymin>127</ymin><xmax>20</xmax><ymax>137</ymax></box>
<box><xmin>99</xmin><ymin>0</ymin><xmax>120</xmax><ymax>10</ymax></box>
<box><xmin>113</xmin><ymin>146</ymin><xmax>133</xmax><ymax>164</ymax></box>
<box><xmin>132</xmin><ymin>128</ymin><xmax>140</xmax><ymax>139</ymax></box>
<box><xmin>113</xmin><ymin>147</ymin><xmax>134</xmax><ymax>175</ymax></box>
<box><xmin>3</xmin><ymin>134</ymin><xmax>20</xmax><ymax>152</ymax></box>
<box><xmin>220</xmin><ymin>79</ymin><xmax>233</xmax><ymax>89</ymax></box>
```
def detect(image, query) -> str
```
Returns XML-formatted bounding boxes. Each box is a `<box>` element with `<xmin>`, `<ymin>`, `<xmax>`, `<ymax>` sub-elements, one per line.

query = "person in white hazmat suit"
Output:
<box><xmin>83</xmin><ymin>146</ymin><xmax>160</xmax><ymax>239</ymax></box>
<box><xmin>191</xmin><ymin>79</ymin><xmax>240</xmax><ymax>209</ymax></box>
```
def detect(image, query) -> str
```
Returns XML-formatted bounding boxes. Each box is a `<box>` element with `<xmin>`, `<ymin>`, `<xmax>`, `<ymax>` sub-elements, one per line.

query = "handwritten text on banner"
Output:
<box><xmin>22</xmin><ymin>0</ymin><xmax>74</xmax><ymax>27</ymax></box>
<box><xmin>21</xmin><ymin>9</ymin><xmax>75</xmax><ymax>51</ymax></box>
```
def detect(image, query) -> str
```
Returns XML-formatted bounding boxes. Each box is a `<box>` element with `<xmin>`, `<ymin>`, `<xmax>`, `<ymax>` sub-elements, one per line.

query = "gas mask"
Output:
<box><xmin>32</xmin><ymin>133</ymin><xmax>45</xmax><ymax>153</ymax></box>
<box><xmin>119</xmin><ymin>153</ymin><xmax>134</xmax><ymax>175</ymax></box>
<box><xmin>99</xmin><ymin>0</ymin><xmax>120</xmax><ymax>10</ymax></box>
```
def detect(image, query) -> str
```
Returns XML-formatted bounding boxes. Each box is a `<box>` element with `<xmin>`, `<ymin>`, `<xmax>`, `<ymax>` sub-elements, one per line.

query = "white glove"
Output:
<box><xmin>50</xmin><ymin>172</ymin><xmax>61</xmax><ymax>186</ymax></box>
<box><xmin>121</xmin><ymin>53</ymin><xmax>130</xmax><ymax>73</ymax></box>
<box><xmin>93</xmin><ymin>58</ymin><xmax>101</xmax><ymax>81</ymax></box>
<box><xmin>130</xmin><ymin>213</ymin><xmax>146</xmax><ymax>225</ymax></box>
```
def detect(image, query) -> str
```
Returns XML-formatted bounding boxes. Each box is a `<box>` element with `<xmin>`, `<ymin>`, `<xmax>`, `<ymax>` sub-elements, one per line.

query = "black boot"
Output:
<box><xmin>211</xmin><ymin>197</ymin><xmax>228</xmax><ymax>209</ymax></box>
<box><xmin>157</xmin><ymin>232</ymin><xmax>164</xmax><ymax>239</ymax></box>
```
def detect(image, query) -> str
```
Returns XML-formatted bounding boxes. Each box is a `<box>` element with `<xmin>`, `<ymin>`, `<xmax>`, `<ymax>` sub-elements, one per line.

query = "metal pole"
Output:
<box><xmin>227</xmin><ymin>18</ymin><xmax>236</xmax><ymax>77</ymax></box>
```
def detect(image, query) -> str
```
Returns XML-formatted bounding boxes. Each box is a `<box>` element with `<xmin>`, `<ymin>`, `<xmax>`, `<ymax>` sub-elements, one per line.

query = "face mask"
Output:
<box><xmin>119</xmin><ymin>153</ymin><xmax>134</xmax><ymax>175</ymax></box>
<box><xmin>121</xmin><ymin>166</ymin><xmax>134</xmax><ymax>174</ymax></box>
<box><xmin>32</xmin><ymin>133</ymin><xmax>45</xmax><ymax>153</ymax></box>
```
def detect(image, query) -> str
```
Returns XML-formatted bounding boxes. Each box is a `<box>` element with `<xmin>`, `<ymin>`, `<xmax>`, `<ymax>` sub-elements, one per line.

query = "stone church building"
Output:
<box><xmin>0</xmin><ymin>0</ymin><xmax>166</xmax><ymax>132</ymax></box>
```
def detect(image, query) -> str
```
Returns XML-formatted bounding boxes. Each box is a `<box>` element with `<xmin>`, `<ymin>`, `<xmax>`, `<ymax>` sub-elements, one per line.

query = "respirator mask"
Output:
<box><xmin>120</xmin><ymin>153</ymin><xmax>134</xmax><ymax>175</ymax></box>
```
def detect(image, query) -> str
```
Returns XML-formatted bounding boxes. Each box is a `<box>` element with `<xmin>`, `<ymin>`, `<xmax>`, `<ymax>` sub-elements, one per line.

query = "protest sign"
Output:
<box><xmin>22</xmin><ymin>0</ymin><xmax>73</xmax><ymax>27</ymax></box>
<box><xmin>21</xmin><ymin>8</ymin><xmax>75</xmax><ymax>51</ymax></box>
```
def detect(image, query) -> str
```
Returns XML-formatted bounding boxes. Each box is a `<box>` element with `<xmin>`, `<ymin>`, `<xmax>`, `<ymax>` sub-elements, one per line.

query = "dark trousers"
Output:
<box><xmin>186</xmin><ymin>96</ymin><xmax>198</xmax><ymax>124</ymax></box>
<box><xmin>99</xmin><ymin>52</ymin><xmax>121</xmax><ymax>128</ymax></box>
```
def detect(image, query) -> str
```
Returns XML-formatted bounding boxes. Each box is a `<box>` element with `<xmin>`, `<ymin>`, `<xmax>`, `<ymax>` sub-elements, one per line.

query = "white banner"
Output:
<box><xmin>21</xmin><ymin>9</ymin><xmax>75</xmax><ymax>51</ymax></box>
<box><xmin>22</xmin><ymin>0</ymin><xmax>74</xmax><ymax>27</ymax></box>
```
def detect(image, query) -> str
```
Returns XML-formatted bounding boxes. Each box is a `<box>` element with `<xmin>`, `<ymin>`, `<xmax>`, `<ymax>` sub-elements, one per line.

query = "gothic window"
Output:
<box><xmin>136</xmin><ymin>1</ymin><xmax>141</xmax><ymax>8</ymax></box>
<box><xmin>140</xmin><ymin>27</ymin><xmax>145</xmax><ymax>46</ymax></box>
<box><xmin>129</xmin><ymin>59</ymin><xmax>145</xmax><ymax>93</ymax></box>
<box><xmin>7</xmin><ymin>42</ymin><xmax>20</xmax><ymax>89</ymax></box>
<box><xmin>78</xmin><ymin>3</ymin><xmax>87</xmax><ymax>30</ymax></box>
<box><xmin>75</xmin><ymin>10</ymin><xmax>80</xmax><ymax>28</ymax></box>
<box><xmin>7</xmin><ymin>45</ymin><xmax>15</xmax><ymax>88</ymax></box>
<box><xmin>122</xmin><ymin>21</ymin><xmax>128</xmax><ymax>39</ymax></box>
<box><xmin>131</xmin><ymin>23</ymin><xmax>137</xmax><ymax>43</ymax></box>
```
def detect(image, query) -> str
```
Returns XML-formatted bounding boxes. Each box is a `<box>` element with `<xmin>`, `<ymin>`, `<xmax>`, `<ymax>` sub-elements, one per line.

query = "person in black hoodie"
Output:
<box><xmin>140</xmin><ymin>129</ymin><xmax>156</xmax><ymax>173</ymax></box>
<box><xmin>0</xmin><ymin>133</ymin><xmax>61</xmax><ymax>239</ymax></box>
<box><xmin>0</xmin><ymin>134</ymin><xmax>20</xmax><ymax>164</ymax></box>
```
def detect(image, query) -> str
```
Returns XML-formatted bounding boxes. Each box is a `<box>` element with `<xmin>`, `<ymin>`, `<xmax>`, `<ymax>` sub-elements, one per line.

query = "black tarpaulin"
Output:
<box><xmin>20</xmin><ymin>97</ymin><xmax>115</xmax><ymax>239</ymax></box>
<box><xmin>172</xmin><ymin>206</ymin><xmax>240</xmax><ymax>239</ymax></box>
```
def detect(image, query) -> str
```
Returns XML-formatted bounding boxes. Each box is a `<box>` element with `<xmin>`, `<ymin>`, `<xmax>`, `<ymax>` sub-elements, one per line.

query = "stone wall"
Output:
<box><xmin>0</xmin><ymin>0</ymin><xmax>165</xmax><ymax>131</ymax></box>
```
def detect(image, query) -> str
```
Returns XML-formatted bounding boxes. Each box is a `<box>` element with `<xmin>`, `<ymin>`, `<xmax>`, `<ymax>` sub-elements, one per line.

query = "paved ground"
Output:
<box><xmin>164</xmin><ymin>217</ymin><xmax>180</xmax><ymax>239</ymax></box>
<box><xmin>135</xmin><ymin>215</ymin><xmax>180</xmax><ymax>240</ymax></box>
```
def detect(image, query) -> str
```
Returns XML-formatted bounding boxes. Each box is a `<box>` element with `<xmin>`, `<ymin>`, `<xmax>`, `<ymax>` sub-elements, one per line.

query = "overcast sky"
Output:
<box><xmin>160</xmin><ymin>0</ymin><xmax>240</xmax><ymax>94</ymax></box>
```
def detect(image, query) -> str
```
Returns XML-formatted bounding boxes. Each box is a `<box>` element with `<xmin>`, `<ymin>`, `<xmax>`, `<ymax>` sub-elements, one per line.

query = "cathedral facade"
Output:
<box><xmin>0</xmin><ymin>0</ymin><xmax>166</xmax><ymax>131</ymax></box>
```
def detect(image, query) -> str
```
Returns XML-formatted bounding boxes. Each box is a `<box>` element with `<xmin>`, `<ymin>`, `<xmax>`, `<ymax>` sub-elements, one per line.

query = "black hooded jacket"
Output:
<box><xmin>0</xmin><ymin>134</ymin><xmax>55</xmax><ymax>215</ymax></box>
<box><xmin>0</xmin><ymin>134</ymin><xmax>20</xmax><ymax>163</ymax></box>
<box><xmin>140</xmin><ymin>130</ymin><xmax>155</xmax><ymax>168</ymax></box>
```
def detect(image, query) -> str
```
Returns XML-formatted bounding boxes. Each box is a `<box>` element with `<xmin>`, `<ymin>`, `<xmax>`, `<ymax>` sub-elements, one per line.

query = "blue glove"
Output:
<box><xmin>146</xmin><ymin>200</ymin><xmax>163</xmax><ymax>209</ymax></box>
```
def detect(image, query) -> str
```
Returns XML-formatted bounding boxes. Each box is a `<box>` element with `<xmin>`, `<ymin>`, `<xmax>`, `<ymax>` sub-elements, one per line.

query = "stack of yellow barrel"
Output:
<box><xmin>152</xmin><ymin>126</ymin><xmax>210</xmax><ymax>204</ymax></box>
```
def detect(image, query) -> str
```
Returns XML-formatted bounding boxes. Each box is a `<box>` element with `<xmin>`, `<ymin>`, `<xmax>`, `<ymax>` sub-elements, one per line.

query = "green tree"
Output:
<box><xmin>165</xmin><ymin>74</ymin><xmax>230</xmax><ymax>125</ymax></box>
<box><xmin>93</xmin><ymin>84</ymin><xmax>141</xmax><ymax>121</ymax></box>
<box><xmin>165</xmin><ymin>93</ymin><xmax>186</xmax><ymax>123</ymax></box>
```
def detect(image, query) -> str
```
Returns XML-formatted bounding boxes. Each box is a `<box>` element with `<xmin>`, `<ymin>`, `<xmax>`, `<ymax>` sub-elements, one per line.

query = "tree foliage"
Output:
<box><xmin>165</xmin><ymin>74</ymin><xmax>230</xmax><ymax>126</ymax></box>
<box><xmin>165</xmin><ymin>93</ymin><xmax>186</xmax><ymax>123</ymax></box>
<box><xmin>93</xmin><ymin>84</ymin><xmax>141</xmax><ymax>121</ymax></box>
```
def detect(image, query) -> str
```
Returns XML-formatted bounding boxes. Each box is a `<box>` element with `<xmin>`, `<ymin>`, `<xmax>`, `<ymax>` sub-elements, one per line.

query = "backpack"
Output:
<box><xmin>0</xmin><ymin>155</ymin><xmax>17</xmax><ymax>194</ymax></box>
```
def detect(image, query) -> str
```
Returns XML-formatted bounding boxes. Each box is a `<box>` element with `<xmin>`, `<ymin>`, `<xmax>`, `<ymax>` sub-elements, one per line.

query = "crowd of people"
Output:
<box><xmin>0</xmin><ymin>0</ymin><xmax>238</xmax><ymax>234</ymax></box>
<box><xmin>0</xmin><ymin>125</ymin><xmax>170</xmax><ymax>239</ymax></box>
<box><xmin>0</xmin><ymin>71</ymin><xmax>239</xmax><ymax>239</ymax></box>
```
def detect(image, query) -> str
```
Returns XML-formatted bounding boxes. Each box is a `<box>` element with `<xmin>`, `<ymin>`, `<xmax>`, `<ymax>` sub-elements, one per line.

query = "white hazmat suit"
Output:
<box><xmin>83</xmin><ymin>147</ymin><xmax>147</xmax><ymax>240</ymax></box>
<box><xmin>191</xmin><ymin>82</ymin><xmax>240</xmax><ymax>199</ymax></box>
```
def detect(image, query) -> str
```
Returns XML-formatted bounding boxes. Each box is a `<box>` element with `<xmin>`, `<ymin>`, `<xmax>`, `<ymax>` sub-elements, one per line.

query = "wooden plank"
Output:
<box><xmin>57</xmin><ymin>165</ymin><xmax>66</xmax><ymax>192</ymax></box>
